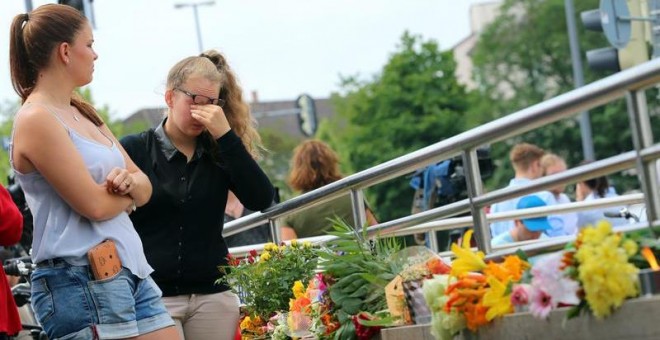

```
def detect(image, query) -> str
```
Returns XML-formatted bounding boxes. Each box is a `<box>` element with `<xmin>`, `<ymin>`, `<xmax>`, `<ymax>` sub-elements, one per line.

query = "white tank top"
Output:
<box><xmin>10</xmin><ymin>104</ymin><xmax>153</xmax><ymax>278</ymax></box>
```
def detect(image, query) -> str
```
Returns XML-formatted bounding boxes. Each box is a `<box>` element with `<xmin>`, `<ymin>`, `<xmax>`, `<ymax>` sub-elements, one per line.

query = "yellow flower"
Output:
<box><xmin>260</xmin><ymin>251</ymin><xmax>271</xmax><ymax>262</ymax></box>
<box><xmin>450</xmin><ymin>229</ymin><xmax>486</xmax><ymax>277</ymax></box>
<box><xmin>622</xmin><ymin>239</ymin><xmax>638</xmax><ymax>257</ymax></box>
<box><xmin>290</xmin><ymin>239</ymin><xmax>298</xmax><ymax>247</ymax></box>
<box><xmin>575</xmin><ymin>222</ymin><xmax>639</xmax><ymax>319</ymax></box>
<box><xmin>280</xmin><ymin>244</ymin><xmax>287</xmax><ymax>252</ymax></box>
<box><xmin>264</xmin><ymin>242</ymin><xmax>277</xmax><ymax>251</ymax></box>
<box><xmin>239</xmin><ymin>316</ymin><xmax>252</xmax><ymax>330</ymax></box>
<box><xmin>292</xmin><ymin>280</ymin><xmax>305</xmax><ymax>298</ymax></box>
<box><xmin>303</xmin><ymin>241</ymin><xmax>312</xmax><ymax>248</ymax></box>
<box><xmin>482</xmin><ymin>276</ymin><xmax>512</xmax><ymax>321</ymax></box>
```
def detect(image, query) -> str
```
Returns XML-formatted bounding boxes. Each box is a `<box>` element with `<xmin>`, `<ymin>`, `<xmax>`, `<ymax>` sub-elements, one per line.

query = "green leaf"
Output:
<box><xmin>342</xmin><ymin>297</ymin><xmax>363</xmax><ymax>315</ymax></box>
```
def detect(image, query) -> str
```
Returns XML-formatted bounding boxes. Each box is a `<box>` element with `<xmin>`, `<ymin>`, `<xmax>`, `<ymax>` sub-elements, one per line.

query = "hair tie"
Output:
<box><xmin>25</xmin><ymin>12</ymin><xmax>29</xmax><ymax>21</ymax></box>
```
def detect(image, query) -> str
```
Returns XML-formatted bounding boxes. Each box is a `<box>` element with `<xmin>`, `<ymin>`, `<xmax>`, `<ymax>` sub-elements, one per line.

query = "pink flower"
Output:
<box><xmin>510</xmin><ymin>284</ymin><xmax>531</xmax><ymax>306</ymax></box>
<box><xmin>315</xmin><ymin>273</ymin><xmax>327</xmax><ymax>292</ymax></box>
<box><xmin>529</xmin><ymin>287</ymin><xmax>553</xmax><ymax>319</ymax></box>
<box><xmin>530</xmin><ymin>253</ymin><xmax>580</xmax><ymax>307</ymax></box>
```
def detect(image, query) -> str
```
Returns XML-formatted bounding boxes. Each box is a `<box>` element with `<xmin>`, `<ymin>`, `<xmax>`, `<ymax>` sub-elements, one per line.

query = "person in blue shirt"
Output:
<box><xmin>492</xmin><ymin>195</ymin><xmax>552</xmax><ymax>246</ymax></box>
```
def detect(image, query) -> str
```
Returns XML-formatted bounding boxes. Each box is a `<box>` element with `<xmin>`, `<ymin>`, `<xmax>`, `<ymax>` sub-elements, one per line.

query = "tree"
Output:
<box><xmin>258</xmin><ymin>127</ymin><xmax>302</xmax><ymax>202</ymax></box>
<box><xmin>470</xmin><ymin>0</ymin><xmax>660</xmax><ymax>192</ymax></box>
<box><xmin>324</xmin><ymin>32</ymin><xmax>470</xmax><ymax>221</ymax></box>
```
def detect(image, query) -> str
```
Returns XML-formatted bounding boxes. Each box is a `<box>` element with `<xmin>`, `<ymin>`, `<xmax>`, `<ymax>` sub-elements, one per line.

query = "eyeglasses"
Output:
<box><xmin>175</xmin><ymin>88</ymin><xmax>225</xmax><ymax>107</ymax></box>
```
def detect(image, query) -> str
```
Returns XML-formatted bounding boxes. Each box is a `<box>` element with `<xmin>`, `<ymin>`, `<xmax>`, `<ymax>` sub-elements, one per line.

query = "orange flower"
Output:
<box><xmin>426</xmin><ymin>257</ymin><xmax>451</xmax><ymax>275</ymax></box>
<box><xmin>462</xmin><ymin>301</ymin><xmax>489</xmax><ymax>332</ymax></box>
<box><xmin>289</xmin><ymin>296</ymin><xmax>312</xmax><ymax>313</ymax></box>
<box><xmin>483</xmin><ymin>255</ymin><xmax>529</xmax><ymax>282</ymax></box>
<box><xmin>321</xmin><ymin>313</ymin><xmax>340</xmax><ymax>334</ymax></box>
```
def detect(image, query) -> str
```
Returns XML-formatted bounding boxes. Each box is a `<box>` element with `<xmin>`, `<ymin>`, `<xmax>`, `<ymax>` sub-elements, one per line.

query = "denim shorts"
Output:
<box><xmin>31</xmin><ymin>259</ymin><xmax>174</xmax><ymax>340</ymax></box>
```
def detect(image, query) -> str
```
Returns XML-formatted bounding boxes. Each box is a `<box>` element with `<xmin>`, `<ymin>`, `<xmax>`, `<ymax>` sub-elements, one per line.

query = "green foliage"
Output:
<box><xmin>326</xmin><ymin>32</ymin><xmax>470</xmax><ymax>221</ymax></box>
<box><xmin>0</xmin><ymin>100</ymin><xmax>20</xmax><ymax>185</ymax></box>
<box><xmin>220</xmin><ymin>241</ymin><xmax>320</xmax><ymax>320</ymax></box>
<box><xmin>258</xmin><ymin>127</ymin><xmax>303</xmax><ymax>202</ymax></box>
<box><xmin>318</xmin><ymin>219</ymin><xmax>402</xmax><ymax>339</ymax></box>
<box><xmin>470</xmin><ymin>0</ymin><xmax>660</xmax><ymax>192</ymax></box>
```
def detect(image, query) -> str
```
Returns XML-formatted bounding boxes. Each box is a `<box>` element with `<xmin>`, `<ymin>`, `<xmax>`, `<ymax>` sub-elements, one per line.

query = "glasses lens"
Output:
<box><xmin>193</xmin><ymin>95</ymin><xmax>213</xmax><ymax>105</ymax></box>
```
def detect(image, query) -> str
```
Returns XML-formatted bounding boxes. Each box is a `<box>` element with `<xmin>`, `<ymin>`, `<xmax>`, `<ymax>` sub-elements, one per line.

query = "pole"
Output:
<box><xmin>24</xmin><ymin>0</ymin><xmax>33</xmax><ymax>12</ymax></box>
<box><xmin>174</xmin><ymin>1</ymin><xmax>215</xmax><ymax>54</ymax></box>
<box><xmin>565</xmin><ymin>0</ymin><xmax>596</xmax><ymax>161</ymax></box>
<box><xmin>192</xmin><ymin>4</ymin><xmax>203</xmax><ymax>53</ymax></box>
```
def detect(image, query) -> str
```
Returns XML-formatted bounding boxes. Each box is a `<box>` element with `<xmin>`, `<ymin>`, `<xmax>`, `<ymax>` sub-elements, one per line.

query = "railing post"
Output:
<box><xmin>463</xmin><ymin>149</ymin><xmax>491</xmax><ymax>253</ymax></box>
<box><xmin>350</xmin><ymin>189</ymin><xmax>367</xmax><ymax>231</ymax></box>
<box><xmin>626</xmin><ymin>90</ymin><xmax>660</xmax><ymax>230</ymax></box>
<box><xmin>270</xmin><ymin>219</ymin><xmax>281</xmax><ymax>244</ymax></box>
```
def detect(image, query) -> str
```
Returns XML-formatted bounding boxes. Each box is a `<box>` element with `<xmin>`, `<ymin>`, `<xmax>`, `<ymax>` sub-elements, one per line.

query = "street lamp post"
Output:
<box><xmin>174</xmin><ymin>1</ymin><xmax>215</xmax><ymax>53</ymax></box>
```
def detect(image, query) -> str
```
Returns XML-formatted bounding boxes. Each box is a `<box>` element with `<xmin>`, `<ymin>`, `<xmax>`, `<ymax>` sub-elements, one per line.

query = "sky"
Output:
<box><xmin>0</xmin><ymin>0</ymin><xmax>491</xmax><ymax>119</ymax></box>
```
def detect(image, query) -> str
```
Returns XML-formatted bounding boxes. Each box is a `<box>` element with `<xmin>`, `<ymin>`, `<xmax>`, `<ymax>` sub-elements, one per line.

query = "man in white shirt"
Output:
<box><xmin>490</xmin><ymin>143</ymin><xmax>547</xmax><ymax>238</ymax></box>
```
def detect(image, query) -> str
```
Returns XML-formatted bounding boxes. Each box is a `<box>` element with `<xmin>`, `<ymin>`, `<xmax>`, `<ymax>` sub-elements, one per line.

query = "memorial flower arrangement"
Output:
<box><xmin>509</xmin><ymin>220</ymin><xmax>640</xmax><ymax>320</ymax></box>
<box><xmin>269</xmin><ymin>273</ymin><xmax>340</xmax><ymax>339</ymax></box>
<box><xmin>423</xmin><ymin>221</ymin><xmax>643</xmax><ymax>340</ymax></box>
<box><xmin>219</xmin><ymin>240</ymin><xmax>320</xmax><ymax>338</ymax></box>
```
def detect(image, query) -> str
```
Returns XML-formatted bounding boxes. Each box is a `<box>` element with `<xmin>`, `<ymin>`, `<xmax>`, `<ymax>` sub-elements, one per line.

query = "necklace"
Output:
<box><xmin>26</xmin><ymin>100</ymin><xmax>80</xmax><ymax>122</ymax></box>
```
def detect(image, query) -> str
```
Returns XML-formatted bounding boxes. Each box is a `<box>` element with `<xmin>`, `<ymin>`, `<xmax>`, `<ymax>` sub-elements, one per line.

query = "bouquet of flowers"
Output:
<box><xmin>219</xmin><ymin>240</ymin><xmax>320</xmax><ymax>337</ymax></box>
<box><xmin>271</xmin><ymin>273</ymin><xmax>340</xmax><ymax>339</ymax></box>
<box><xmin>423</xmin><ymin>221</ymin><xmax>643</xmax><ymax>340</ymax></box>
<box><xmin>509</xmin><ymin>220</ymin><xmax>639</xmax><ymax>320</ymax></box>
<box><xmin>422</xmin><ymin>229</ymin><xmax>530</xmax><ymax>339</ymax></box>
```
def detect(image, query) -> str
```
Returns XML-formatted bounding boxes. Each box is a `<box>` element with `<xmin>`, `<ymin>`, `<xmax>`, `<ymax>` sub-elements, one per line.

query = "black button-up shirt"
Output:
<box><xmin>120</xmin><ymin>120</ymin><xmax>274</xmax><ymax>296</ymax></box>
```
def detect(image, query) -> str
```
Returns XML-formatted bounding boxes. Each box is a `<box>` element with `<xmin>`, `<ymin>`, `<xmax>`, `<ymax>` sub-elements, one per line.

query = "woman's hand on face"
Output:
<box><xmin>106</xmin><ymin>167</ymin><xmax>135</xmax><ymax>196</ymax></box>
<box><xmin>190</xmin><ymin>104</ymin><xmax>231</xmax><ymax>139</ymax></box>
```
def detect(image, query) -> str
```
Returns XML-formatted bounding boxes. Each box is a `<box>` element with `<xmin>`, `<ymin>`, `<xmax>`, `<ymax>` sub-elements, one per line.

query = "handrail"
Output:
<box><xmin>224</xmin><ymin>58</ymin><xmax>660</xmax><ymax>256</ymax></box>
<box><xmin>227</xmin><ymin>193</ymin><xmax>645</xmax><ymax>257</ymax></box>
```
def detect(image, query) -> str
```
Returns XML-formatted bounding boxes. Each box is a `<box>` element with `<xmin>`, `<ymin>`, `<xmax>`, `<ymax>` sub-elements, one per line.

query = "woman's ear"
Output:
<box><xmin>57</xmin><ymin>42</ymin><xmax>70</xmax><ymax>65</ymax></box>
<box><xmin>165</xmin><ymin>89</ymin><xmax>174</xmax><ymax>108</ymax></box>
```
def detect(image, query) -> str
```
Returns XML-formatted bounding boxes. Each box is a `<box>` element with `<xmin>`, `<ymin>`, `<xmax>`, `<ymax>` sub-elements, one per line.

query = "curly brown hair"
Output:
<box><xmin>288</xmin><ymin>140</ymin><xmax>343</xmax><ymax>193</ymax></box>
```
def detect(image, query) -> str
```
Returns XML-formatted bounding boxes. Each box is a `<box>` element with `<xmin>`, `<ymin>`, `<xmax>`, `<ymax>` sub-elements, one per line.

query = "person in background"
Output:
<box><xmin>575</xmin><ymin>173</ymin><xmax>627</xmax><ymax>229</ymax></box>
<box><xmin>224</xmin><ymin>190</ymin><xmax>273</xmax><ymax>247</ymax></box>
<box><xmin>9</xmin><ymin>4</ymin><xmax>178</xmax><ymax>339</ymax></box>
<box><xmin>491</xmin><ymin>195</ymin><xmax>551</xmax><ymax>246</ymax></box>
<box><xmin>539</xmin><ymin>153</ymin><xmax>578</xmax><ymax>236</ymax></box>
<box><xmin>120</xmin><ymin>50</ymin><xmax>274</xmax><ymax>340</ymax></box>
<box><xmin>279</xmin><ymin>140</ymin><xmax>378</xmax><ymax>240</ymax></box>
<box><xmin>0</xmin><ymin>186</ymin><xmax>23</xmax><ymax>339</ymax></box>
<box><xmin>489</xmin><ymin>143</ymin><xmax>549</xmax><ymax>237</ymax></box>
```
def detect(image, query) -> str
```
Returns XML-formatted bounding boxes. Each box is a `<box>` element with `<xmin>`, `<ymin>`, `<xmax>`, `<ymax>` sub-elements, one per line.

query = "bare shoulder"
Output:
<box><xmin>14</xmin><ymin>104</ymin><xmax>62</xmax><ymax>133</ymax></box>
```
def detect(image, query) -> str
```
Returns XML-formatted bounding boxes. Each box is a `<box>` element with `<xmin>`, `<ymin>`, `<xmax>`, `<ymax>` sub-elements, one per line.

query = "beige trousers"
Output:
<box><xmin>162</xmin><ymin>291</ymin><xmax>240</xmax><ymax>340</ymax></box>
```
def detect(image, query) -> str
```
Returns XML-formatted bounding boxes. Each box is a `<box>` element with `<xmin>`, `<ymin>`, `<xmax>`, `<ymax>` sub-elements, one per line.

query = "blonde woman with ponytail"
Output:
<box><xmin>120</xmin><ymin>50</ymin><xmax>274</xmax><ymax>340</ymax></box>
<box><xmin>9</xmin><ymin>4</ymin><xmax>179</xmax><ymax>340</ymax></box>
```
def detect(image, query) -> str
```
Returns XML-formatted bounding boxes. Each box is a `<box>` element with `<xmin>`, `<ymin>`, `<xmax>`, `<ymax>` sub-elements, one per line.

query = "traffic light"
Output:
<box><xmin>58</xmin><ymin>0</ymin><xmax>95</xmax><ymax>27</ymax></box>
<box><xmin>296</xmin><ymin>94</ymin><xmax>318</xmax><ymax>137</ymax></box>
<box><xmin>581</xmin><ymin>0</ymin><xmax>649</xmax><ymax>72</ymax></box>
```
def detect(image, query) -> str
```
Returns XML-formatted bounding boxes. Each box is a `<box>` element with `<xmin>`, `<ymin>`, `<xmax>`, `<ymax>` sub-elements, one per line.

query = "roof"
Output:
<box><xmin>121</xmin><ymin>97</ymin><xmax>336</xmax><ymax>138</ymax></box>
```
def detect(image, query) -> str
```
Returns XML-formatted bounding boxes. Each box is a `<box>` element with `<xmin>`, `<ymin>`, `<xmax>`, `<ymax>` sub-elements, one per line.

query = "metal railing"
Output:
<box><xmin>224</xmin><ymin>58</ymin><xmax>660</xmax><ymax>257</ymax></box>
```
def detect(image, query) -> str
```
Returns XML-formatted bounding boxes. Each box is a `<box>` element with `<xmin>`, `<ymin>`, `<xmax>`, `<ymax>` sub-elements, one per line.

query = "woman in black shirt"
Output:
<box><xmin>121</xmin><ymin>50</ymin><xmax>274</xmax><ymax>340</ymax></box>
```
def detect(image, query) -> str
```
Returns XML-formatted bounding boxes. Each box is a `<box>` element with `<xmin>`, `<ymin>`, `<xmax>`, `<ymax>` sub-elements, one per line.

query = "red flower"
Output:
<box><xmin>249</xmin><ymin>249</ymin><xmax>258</xmax><ymax>258</ymax></box>
<box><xmin>352</xmin><ymin>312</ymin><xmax>381</xmax><ymax>340</ymax></box>
<box><xmin>226</xmin><ymin>254</ymin><xmax>240</xmax><ymax>267</ymax></box>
